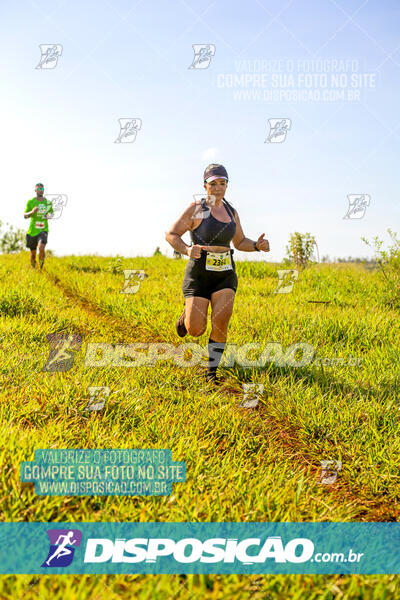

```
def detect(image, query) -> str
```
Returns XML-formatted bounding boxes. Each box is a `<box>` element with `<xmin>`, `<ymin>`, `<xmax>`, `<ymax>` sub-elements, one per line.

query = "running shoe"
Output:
<box><xmin>205</xmin><ymin>370</ymin><xmax>221</xmax><ymax>385</ymax></box>
<box><xmin>175</xmin><ymin>306</ymin><xmax>187</xmax><ymax>337</ymax></box>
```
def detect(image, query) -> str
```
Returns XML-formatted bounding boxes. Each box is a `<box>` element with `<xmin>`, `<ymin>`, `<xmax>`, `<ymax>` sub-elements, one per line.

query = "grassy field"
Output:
<box><xmin>0</xmin><ymin>251</ymin><xmax>399</xmax><ymax>599</ymax></box>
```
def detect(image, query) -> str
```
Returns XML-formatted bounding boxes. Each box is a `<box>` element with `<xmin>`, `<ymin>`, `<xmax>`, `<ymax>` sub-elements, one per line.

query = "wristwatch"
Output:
<box><xmin>253</xmin><ymin>241</ymin><xmax>260</xmax><ymax>251</ymax></box>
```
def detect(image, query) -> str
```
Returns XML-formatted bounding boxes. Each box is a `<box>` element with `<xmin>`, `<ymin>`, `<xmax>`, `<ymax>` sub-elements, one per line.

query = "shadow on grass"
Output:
<box><xmin>220</xmin><ymin>361</ymin><xmax>385</xmax><ymax>401</ymax></box>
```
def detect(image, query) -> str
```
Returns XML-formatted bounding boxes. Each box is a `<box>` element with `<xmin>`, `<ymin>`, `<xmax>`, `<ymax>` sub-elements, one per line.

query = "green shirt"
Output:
<box><xmin>25</xmin><ymin>197</ymin><xmax>54</xmax><ymax>236</ymax></box>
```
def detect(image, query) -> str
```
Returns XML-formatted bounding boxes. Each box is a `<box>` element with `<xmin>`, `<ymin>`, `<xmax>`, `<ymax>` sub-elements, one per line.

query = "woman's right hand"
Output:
<box><xmin>188</xmin><ymin>245</ymin><xmax>206</xmax><ymax>259</ymax></box>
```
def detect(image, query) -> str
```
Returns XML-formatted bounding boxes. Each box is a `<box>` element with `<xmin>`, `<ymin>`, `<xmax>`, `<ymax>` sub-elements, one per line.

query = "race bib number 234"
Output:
<box><xmin>205</xmin><ymin>251</ymin><xmax>232</xmax><ymax>271</ymax></box>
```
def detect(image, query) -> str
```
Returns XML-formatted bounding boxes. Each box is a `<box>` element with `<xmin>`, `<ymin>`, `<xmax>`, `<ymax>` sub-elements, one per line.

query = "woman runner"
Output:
<box><xmin>165</xmin><ymin>164</ymin><xmax>270</xmax><ymax>384</ymax></box>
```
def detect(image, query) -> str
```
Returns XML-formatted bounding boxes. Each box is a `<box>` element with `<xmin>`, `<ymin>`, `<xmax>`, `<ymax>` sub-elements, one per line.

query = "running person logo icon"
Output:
<box><xmin>274</xmin><ymin>269</ymin><xmax>299</xmax><ymax>294</ymax></box>
<box><xmin>114</xmin><ymin>118</ymin><xmax>142</xmax><ymax>143</ymax></box>
<box><xmin>188</xmin><ymin>44</ymin><xmax>216</xmax><ymax>69</ymax></box>
<box><xmin>36</xmin><ymin>44</ymin><xmax>63</xmax><ymax>69</ymax></box>
<box><xmin>343</xmin><ymin>194</ymin><xmax>371</xmax><ymax>219</ymax></box>
<box><xmin>264</xmin><ymin>118</ymin><xmax>291</xmax><ymax>143</ymax></box>
<box><xmin>41</xmin><ymin>529</ymin><xmax>82</xmax><ymax>568</ymax></box>
<box><xmin>42</xmin><ymin>332</ymin><xmax>83</xmax><ymax>372</ymax></box>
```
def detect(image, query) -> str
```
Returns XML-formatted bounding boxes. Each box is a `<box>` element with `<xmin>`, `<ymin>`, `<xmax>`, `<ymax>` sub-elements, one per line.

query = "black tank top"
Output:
<box><xmin>190</xmin><ymin>198</ymin><xmax>236</xmax><ymax>247</ymax></box>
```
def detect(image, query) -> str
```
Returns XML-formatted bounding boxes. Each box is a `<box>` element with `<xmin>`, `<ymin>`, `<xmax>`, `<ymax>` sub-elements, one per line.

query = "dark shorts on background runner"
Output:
<box><xmin>26</xmin><ymin>232</ymin><xmax>48</xmax><ymax>250</ymax></box>
<box><xmin>182</xmin><ymin>249</ymin><xmax>238</xmax><ymax>300</ymax></box>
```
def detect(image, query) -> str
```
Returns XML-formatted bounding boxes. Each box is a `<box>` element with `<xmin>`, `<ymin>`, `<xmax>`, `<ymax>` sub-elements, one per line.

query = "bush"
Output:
<box><xmin>0</xmin><ymin>220</ymin><xmax>25</xmax><ymax>253</ymax></box>
<box><xmin>106</xmin><ymin>256</ymin><xmax>123</xmax><ymax>274</ymax></box>
<box><xmin>285</xmin><ymin>232</ymin><xmax>317</xmax><ymax>268</ymax></box>
<box><xmin>362</xmin><ymin>229</ymin><xmax>400</xmax><ymax>308</ymax></box>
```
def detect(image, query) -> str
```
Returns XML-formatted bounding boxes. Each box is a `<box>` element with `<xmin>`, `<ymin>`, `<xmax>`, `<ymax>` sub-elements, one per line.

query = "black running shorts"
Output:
<box><xmin>26</xmin><ymin>232</ymin><xmax>48</xmax><ymax>250</ymax></box>
<box><xmin>182</xmin><ymin>249</ymin><xmax>238</xmax><ymax>300</ymax></box>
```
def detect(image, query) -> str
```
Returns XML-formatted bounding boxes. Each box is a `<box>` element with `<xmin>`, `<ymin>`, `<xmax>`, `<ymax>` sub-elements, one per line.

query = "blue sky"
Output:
<box><xmin>1</xmin><ymin>0</ymin><xmax>399</xmax><ymax>260</ymax></box>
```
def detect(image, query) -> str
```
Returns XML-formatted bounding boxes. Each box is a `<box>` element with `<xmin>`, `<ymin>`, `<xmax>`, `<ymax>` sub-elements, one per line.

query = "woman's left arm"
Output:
<box><xmin>231</xmin><ymin>209</ymin><xmax>270</xmax><ymax>252</ymax></box>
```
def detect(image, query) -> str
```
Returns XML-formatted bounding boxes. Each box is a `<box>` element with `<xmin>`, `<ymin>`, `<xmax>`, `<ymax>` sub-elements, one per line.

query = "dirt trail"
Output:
<box><xmin>45</xmin><ymin>267</ymin><xmax>399</xmax><ymax>521</ymax></box>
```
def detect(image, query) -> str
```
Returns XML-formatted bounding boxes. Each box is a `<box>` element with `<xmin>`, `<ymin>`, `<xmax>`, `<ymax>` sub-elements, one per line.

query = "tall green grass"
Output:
<box><xmin>0</xmin><ymin>252</ymin><xmax>399</xmax><ymax>599</ymax></box>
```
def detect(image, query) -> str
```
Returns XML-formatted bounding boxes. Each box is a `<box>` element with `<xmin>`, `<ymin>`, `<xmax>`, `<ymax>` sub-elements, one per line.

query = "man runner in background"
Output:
<box><xmin>24</xmin><ymin>183</ymin><xmax>54</xmax><ymax>269</ymax></box>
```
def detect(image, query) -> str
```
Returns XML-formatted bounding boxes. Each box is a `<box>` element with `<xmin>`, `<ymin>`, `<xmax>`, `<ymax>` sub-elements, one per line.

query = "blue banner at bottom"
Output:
<box><xmin>0</xmin><ymin>522</ymin><xmax>399</xmax><ymax>574</ymax></box>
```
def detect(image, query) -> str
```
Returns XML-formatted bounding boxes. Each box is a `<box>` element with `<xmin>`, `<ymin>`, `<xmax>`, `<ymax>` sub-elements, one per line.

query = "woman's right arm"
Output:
<box><xmin>165</xmin><ymin>203</ymin><xmax>204</xmax><ymax>257</ymax></box>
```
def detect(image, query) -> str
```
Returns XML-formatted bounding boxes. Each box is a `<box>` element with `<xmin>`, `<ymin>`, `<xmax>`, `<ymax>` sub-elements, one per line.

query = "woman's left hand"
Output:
<box><xmin>256</xmin><ymin>233</ymin><xmax>270</xmax><ymax>252</ymax></box>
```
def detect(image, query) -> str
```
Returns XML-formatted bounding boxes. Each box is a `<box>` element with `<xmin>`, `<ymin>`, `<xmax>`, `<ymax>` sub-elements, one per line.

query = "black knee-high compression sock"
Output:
<box><xmin>207</xmin><ymin>338</ymin><xmax>226</xmax><ymax>379</ymax></box>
